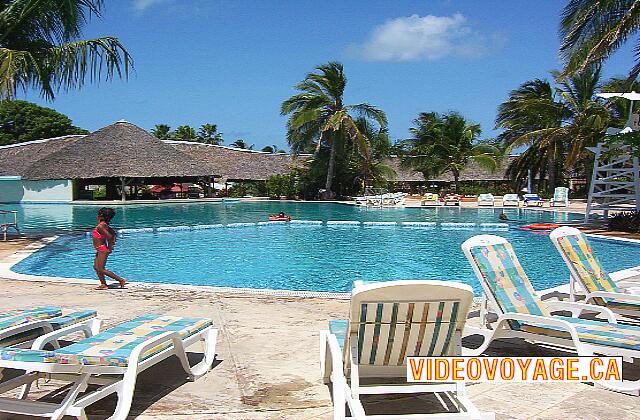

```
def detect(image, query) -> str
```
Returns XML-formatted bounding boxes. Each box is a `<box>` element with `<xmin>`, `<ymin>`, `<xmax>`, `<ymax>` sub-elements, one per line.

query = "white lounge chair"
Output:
<box><xmin>0</xmin><ymin>314</ymin><xmax>217</xmax><ymax>419</ymax></box>
<box><xmin>0</xmin><ymin>307</ymin><xmax>99</xmax><ymax>348</ymax></box>
<box><xmin>502</xmin><ymin>194</ymin><xmax>519</xmax><ymax>207</ymax></box>
<box><xmin>320</xmin><ymin>280</ymin><xmax>493</xmax><ymax>419</ymax></box>
<box><xmin>477</xmin><ymin>193</ymin><xmax>494</xmax><ymax>206</ymax></box>
<box><xmin>550</xmin><ymin>187</ymin><xmax>570</xmax><ymax>207</ymax></box>
<box><xmin>461</xmin><ymin>235</ymin><xmax>640</xmax><ymax>394</ymax></box>
<box><xmin>550</xmin><ymin>226</ymin><xmax>640</xmax><ymax>317</ymax></box>
<box><xmin>420</xmin><ymin>193</ymin><xmax>440</xmax><ymax>207</ymax></box>
<box><xmin>443</xmin><ymin>194</ymin><xmax>461</xmax><ymax>206</ymax></box>
<box><xmin>523</xmin><ymin>193</ymin><xmax>544</xmax><ymax>207</ymax></box>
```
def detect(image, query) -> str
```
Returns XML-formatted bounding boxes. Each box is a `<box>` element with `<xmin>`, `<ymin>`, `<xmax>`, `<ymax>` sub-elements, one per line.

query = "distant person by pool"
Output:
<box><xmin>499</xmin><ymin>213</ymin><xmax>509</xmax><ymax>221</ymax></box>
<box><xmin>92</xmin><ymin>207</ymin><xmax>126</xmax><ymax>290</ymax></box>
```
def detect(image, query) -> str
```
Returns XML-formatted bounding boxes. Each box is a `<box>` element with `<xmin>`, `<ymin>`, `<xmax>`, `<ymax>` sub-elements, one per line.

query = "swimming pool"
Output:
<box><xmin>9</xmin><ymin>202</ymin><xmax>640</xmax><ymax>294</ymax></box>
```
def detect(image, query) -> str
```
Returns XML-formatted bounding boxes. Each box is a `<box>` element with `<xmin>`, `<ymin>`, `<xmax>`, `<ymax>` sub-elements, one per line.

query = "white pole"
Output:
<box><xmin>527</xmin><ymin>169</ymin><xmax>532</xmax><ymax>193</ymax></box>
<box><xmin>120</xmin><ymin>177</ymin><xmax>126</xmax><ymax>202</ymax></box>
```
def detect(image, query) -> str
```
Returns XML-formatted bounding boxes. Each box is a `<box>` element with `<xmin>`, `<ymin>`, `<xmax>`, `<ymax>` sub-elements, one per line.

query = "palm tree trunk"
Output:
<box><xmin>547</xmin><ymin>144</ymin><xmax>556</xmax><ymax>191</ymax></box>
<box><xmin>453</xmin><ymin>171</ymin><xmax>460</xmax><ymax>192</ymax></box>
<box><xmin>324</xmin><ymin>138</ymin><xmax>337</xmax><ymax>196</ymax></box>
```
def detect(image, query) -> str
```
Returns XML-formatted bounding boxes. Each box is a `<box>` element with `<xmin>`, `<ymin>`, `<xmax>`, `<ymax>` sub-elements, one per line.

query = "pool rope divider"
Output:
<box><xmin>104</xmin><ymin>220</ymin><xmax>510</xmax><ymax>237</ymax></box>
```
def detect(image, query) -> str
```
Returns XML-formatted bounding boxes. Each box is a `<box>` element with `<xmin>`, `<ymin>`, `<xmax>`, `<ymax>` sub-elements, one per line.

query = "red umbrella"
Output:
<box><xmin>150</xmin><ymin>185</ymin><xmax>166</xmax><ymax>193</ymax></box>
<box><xmin>170</xmin><ymin>184</ymin><xmax>188</xmax><ymax>193</ymax></box>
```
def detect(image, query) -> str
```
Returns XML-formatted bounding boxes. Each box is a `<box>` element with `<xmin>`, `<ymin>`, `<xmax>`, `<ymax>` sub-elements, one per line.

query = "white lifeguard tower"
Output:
<box><xmin>584</xmin><ymin>92</ymin><xmax>640</xmax><ymax>222</ymax></box>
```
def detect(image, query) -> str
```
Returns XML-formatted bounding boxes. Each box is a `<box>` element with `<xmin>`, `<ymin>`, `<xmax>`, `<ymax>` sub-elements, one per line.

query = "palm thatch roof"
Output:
<box><xmin>384</xmin><ymin>157</ymin><xmax>519</xmax><ymax>183</ymax></box>
<box><xmin>0</xmin><ymin>135</ymin><xmax>84</xmax><ymax>177</ymax></box>
<box><xmin>14</xmin><ymin>121</ymin><xmax>218</xmax><ymax>180</ymax></box>
<box><xmin>169</xmin><ymin>141</ymin><xmax>308</xmax><ymax>181</ymax></box>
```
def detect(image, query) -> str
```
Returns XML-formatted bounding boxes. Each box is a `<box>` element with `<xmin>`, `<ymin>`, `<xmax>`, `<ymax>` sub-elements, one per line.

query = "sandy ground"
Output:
<box><xmin>1</xmin><ymin>201</ymin><xmax>640</xmax><ymax>419</ymax></box>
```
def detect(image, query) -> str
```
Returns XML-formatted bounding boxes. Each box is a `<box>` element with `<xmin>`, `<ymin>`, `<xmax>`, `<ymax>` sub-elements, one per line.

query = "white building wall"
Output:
<box><xmin>0</xmin><ymin>179</ymin><xmax>73</xmax><ymax>203</ymax></box>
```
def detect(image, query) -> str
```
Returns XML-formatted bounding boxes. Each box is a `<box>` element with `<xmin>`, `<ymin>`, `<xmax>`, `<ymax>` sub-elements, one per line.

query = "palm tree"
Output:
<box><xmin>197</xmin><ymin>123</ymin><xmax>223</xmax><ymax>144</ymax></box>
<box><xmin>401</xmin><ymin>112</ymin><xmax>500</xmax><ymax>192</ymax></box>
<box><xmin>173</xmin><ymin>125</ymin><xmax>196</xmax><ymax>141</ymax></box>
<box><xmin>151</xmin><ymin>124</ymin><xmax>172</xmax><ymax>140</ymax></box>
<box><xmin>496</xmin><ymin>67</ymin><xmax>611</xmax><ymax>190</ymax></box>
<box><xmin>349</xmin><ymin>117</ymin><xmax>395</xmax><ymax>192</ymax></box>
<box><xmin>0</xmin><ymin>0</ymin><xmax>132</xmax><ymax>100</ymax></box>
<box><xmin>281</xmin><ymin>61</ymin><xmax>387</xmax><ymax>199</ymax></box>
<box><xmin>230</xmin><ymin>139</ymin><xmax>253</xmax><ymax>149</ymax></box>
<box><xmin>560</xmin><ymin>0</ymin><xmax>640</xmax><ymax>78</ymax></box>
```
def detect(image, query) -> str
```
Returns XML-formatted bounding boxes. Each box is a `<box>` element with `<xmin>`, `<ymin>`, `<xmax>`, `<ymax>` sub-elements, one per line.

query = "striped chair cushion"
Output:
<box><xmin>556</xmin><ymin>233</ymin><xmax>620</xmax><ymax>300</ymax></box>
<box><xmin>0</xmin><ymin>307</ymin><xmax>62</xmax><ymax>331</ymax></box>
<box><xmin>521</xmin><ymin>316</ymin><xmax>640</xmax><ymax>351</ymax></box>
<box><xmin>0</xmin><ymin>310</ymin><xmax>97</xmax><ymax>347</ymax></box>
<box><xmin>470</xmin><ymin>243</ymin><xmax>551</xmax><ymax>329</ymax></box>
<box><xmin>0</xmin><ymin>314</ymin><xmax>211</xmax><ymax>367</ymax></box>
<box><xmin>330</xmin><ymin>300</ymin><xmax>462</xmax><ymax>366</ymax></box>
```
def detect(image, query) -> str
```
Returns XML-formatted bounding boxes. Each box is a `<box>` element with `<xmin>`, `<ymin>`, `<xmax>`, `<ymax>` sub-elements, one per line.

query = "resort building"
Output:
<box><xmin>0</xmin><ymin>120</ymin><xmax>521</xmax><ymax>203</ymax></box>
<box><xmin>0</xmin><ymin>121</ymin><xmax>301</xmax><ymax>203</ymax></box>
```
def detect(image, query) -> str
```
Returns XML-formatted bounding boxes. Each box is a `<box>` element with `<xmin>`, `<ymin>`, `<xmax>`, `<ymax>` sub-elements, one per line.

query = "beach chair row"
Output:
<box><xmin>320</xmin><ymin>226</ymin><xmax>639</xmax><ymax>418</ymax></box>
<box><xmin>0</xmin><ymin>309</ymin><xmax>217</xmax><ymax>419</ymax></box>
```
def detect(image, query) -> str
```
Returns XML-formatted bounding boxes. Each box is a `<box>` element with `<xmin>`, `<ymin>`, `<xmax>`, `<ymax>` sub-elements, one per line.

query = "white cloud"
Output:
<box><xmin>133</xmin><ymin>0</ymin><xmax>170</xmax><ymax>12</ymax></box>
<box><xmin>354</xmin><ymin>14</ymin><xmax>497</xmax><ymax>62</ymax></box>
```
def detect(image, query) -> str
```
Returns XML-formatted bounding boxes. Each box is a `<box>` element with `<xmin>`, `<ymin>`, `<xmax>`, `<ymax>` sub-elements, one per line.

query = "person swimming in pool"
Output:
<box><xmin>499</xmin><ymin>213</ymin><xmax>509</xmax><ymax>221</ymax></box>
<box><xmin>278</xmin><ymin>211</ymin><xmax>286</xmax><ymax>217</ymax></box>
<box><xmin>92</xmin><ymin>207</ymin><xmax>126</xmax><ymax>290</ymax></box>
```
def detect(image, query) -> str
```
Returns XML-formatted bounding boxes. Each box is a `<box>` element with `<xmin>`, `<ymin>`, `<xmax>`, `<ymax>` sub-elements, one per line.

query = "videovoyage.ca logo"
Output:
<box><xmin>407</xmin><ymin>357</ymin><xmax>623</xmax><ymax>382</ymax></box>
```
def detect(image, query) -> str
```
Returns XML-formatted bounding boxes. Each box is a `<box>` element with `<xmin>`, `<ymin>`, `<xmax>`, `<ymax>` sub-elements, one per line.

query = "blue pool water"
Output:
<box><xmin>9</xmin><ymin>202</ymin><xmax>640</xmax><ymax>293</ymax></box>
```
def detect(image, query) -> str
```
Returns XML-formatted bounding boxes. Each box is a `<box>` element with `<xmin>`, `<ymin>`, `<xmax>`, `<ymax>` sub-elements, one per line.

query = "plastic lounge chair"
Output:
<box><xmin>444</xmin><ymin>194</ymin><xmax>461</xmax><ymax>206</ymax></box>
<box><xmin>420</xmin><ymin>193</ymin><xmax>440</xmax><ymax>207</ymax></box>
<box><xmin>550</xmin><ymin>187</ymin><xmax>570</xmax><ymax>207</ymax></box>
<box><xmin>320</xmin><ymin>280</ymin><xmax>493</xmax><ymax>419</ymax></box>
<box><xmin>502</xmin><ymin>194</ymin><xmax>519</xmax><ymax>207</ymax></box>
<box><xmin>0</xmin><ymin>307</ymin><xmax>99</xmax><ymax>348</ymax></box>
<box><xmin>0</xmin><ymin>314</ymin><xmax>218</xmax><ymax>420</ymax></box>
<box><xmin>550</xmin><ymin>226</ymin><xmax>640</xmax><ymax>317</ymax></box>
<box><xmin>523</xmin><ymin>194</ymin><xmax>544</xmax><ymax>207</ymax></box>
<box><xmin>461</xmin><ymin>235</ymin><xmax>640</xmax><ymax>394</ymax></box>
<box><xmin>477</xmin><ymin>193</ymin><xmax>494</xmax><ymax>207</ymax></box>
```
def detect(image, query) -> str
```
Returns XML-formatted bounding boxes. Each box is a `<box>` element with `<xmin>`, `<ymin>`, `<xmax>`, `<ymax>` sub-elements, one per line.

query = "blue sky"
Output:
<box><xmin>22</xmin><ymin>0</ymin><xmax>636</xmax><ymax>150</ymax></box>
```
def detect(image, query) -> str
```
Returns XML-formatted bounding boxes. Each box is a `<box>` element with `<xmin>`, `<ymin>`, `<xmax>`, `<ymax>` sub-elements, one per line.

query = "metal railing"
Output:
<box><xmin>0</xmin><ymin>209</ymin><xmax>19</xmax><ymax>241</ymax></box>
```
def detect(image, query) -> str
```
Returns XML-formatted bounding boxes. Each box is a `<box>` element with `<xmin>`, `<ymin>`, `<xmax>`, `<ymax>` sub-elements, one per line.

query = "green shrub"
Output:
<box><xmin>608</xmin><ymin>210</ymin><xmax>640</xmax><ymax>233</ymax></box>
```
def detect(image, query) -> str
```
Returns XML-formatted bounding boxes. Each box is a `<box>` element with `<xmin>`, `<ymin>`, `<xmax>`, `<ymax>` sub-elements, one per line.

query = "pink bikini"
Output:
<box><xmin>92</xmin><ymin>223</ymin><xmax>110</xmax><ymax>252</ymax></box>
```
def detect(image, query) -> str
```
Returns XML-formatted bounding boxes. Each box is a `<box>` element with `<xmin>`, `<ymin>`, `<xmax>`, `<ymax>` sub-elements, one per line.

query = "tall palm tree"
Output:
<box><xmin>401</xmin><ymin>112</ymin><xmax>500</xmax><ymax>191</ymax></box>
<box><xmin>281</xmin><ymin>61</ymin><xmax>387</xmax><ymax>199</ymax></box>
<box><xmin>560</xmin><ymin>0</ymin><xmax>640</xmax><ymax>78</ymax></box>
<box><xmin>151</xmin><ymin>124</ymin><xmax>171</xmax><ymax>140</ymax></box>
<box><xmin>0</xmin><ymin>0</ymin><xmax>131</xmax><ymax>100</ymax></box>
<box><xmin>496</xmin><ymin>67</ymin><xmax>611</xmax><ymax>190</ymax></box>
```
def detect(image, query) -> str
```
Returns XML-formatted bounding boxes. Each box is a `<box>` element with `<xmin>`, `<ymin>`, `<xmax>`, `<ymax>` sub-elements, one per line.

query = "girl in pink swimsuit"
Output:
<box><xmin>92</xmin><ymin>208</ymin><xmax>126</xmax><ymax>290</ymax></box>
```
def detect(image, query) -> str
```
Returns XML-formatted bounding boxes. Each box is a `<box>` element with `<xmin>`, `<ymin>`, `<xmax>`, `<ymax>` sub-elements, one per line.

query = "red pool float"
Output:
<box><xmin>268</xmin><ymin>215</ymin><xmax>291</xmax><ymax>221</ymax></box>
<box><xmin>520</xmin><ymin>223</ymin><xmax>560</xmax><ymax>231</ymax></box>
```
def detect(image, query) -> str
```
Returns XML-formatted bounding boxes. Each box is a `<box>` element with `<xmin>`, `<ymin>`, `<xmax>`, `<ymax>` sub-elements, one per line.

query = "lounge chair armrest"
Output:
<box><xmin>545</xmin><ymin>301</ymin><xmax>617</xmax><ymax>323</ymax></box>
<box><xmin>0</xmin><ymin>320</ymin><xmax>56</xmax><ymax>342</ymax></box>
<box><xmin>586</xmin><ymin>291</ymin><xmax>640</xmax><ymax>304</ymax></box>
<box><xmin>496</xmin><ymin>312</ymin><xmax>584</xmax><ymax>347</ymax></box>
<box><xmin>31</xmin><ymin>319</ymin><xmax>101</xmax><ymax>350</ymax></box>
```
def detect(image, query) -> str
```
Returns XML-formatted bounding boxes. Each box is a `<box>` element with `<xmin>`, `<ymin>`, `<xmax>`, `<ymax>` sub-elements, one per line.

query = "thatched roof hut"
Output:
<box><xmin>384</xmin><ymin>156</ymin><xmax>518</xmax><ymax>183</ymax></box>
<box><xmin>169</xmin><ymin>141</ymin><xmax>307</xmax><ymax>181</ymax></box>
<box><xmin>0</xmin><ymin>135</ymin><xmax>84</xmax><ymax>177</ymax></box>
<box><xmin>19</xmin><ymin>121</ymin><xmax>217</xmax><ymax>180</ymax></box>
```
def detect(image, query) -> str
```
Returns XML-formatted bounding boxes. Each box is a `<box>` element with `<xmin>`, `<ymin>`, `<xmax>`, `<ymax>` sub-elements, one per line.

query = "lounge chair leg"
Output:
<box><xmin>173</xmin><ymin>327</ymin><xmax>218</xmax><ymax>381</ymax></box>
<box><xmin>109</xmin><ymin>374</ymin><xmax>137</xmax><ymax>420</ymax></box>
<box><xmin>51</xmin><ymin>374</ymin><xmax>90</xmax><ymax>420</ymax></box>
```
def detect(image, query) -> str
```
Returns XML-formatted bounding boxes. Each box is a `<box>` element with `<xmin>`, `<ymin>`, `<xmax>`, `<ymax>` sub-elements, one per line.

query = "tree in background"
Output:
<box><xmin>347</xmin><ymin>117</ymin><xmax>395</xmax><ymax>192</ymax></box>
<box><xmin>281</xmin><ymin>61</ymin><xmax>387</xmax><ymax>199</ymax></box>
<box><xmin>230</xmin><ymin>139</ymin><xmax>253</xmax><ymax>149</ymax></box>
<box><xmin>197</xmin><ymin>123</ymin><xmax>223</xmax><ymax>144</ymax></box>
<box><xmin>0</xmin><ymin>1</ymin><xmax>132</xmax><ymax>100</ymax></box>
<box><xmin>173</xmin><ymin>125</ymin><xmax>196</xmax><ymax>141</ymax></box>
<box><xmin>261</xmin><ymin>144</ymin><xmax>286</xmax><ymax>153</ymax></box>
<box><xmin>0</xmin><ymin>100</ymin><xmax>87</xmax><ymax>145</ymax></box>
<box><xmin>496</xmin><ymin>67</ymin><xmax>611</xmax><ymax>190</ymax></box>
<box><xmin>400</xmin><ymin>111</ymin><xmax>500</xmax><ymax>191</ymax></box>
<box><xmin>151</xmin><ymin>124</ymin><xmax>172</xmax><ymax>140</ymax></box>
<box><xmin>560</xmin><ymin>0</ymin><xmax>640</xmax><ymax>78</ymax></box>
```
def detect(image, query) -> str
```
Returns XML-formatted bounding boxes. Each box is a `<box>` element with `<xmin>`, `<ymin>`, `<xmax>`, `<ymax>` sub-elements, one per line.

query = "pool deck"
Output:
<box><xmin>1</xmin><ymin>203</ymin><xmax>640</xmax><ymax>419</ymax></box>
